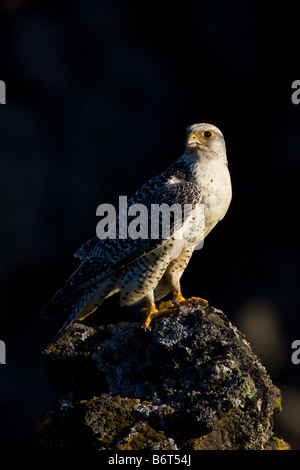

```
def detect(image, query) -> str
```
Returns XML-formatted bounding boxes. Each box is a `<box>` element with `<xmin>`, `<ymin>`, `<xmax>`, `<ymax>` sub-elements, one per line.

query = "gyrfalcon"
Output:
<box><xmin>42</xmin><ymin>123</ymin><xmax>232</xmax><ymax>339</ymax></box>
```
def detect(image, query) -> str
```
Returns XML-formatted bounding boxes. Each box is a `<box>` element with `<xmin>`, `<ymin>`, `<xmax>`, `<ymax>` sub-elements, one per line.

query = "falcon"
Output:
<box><xmin>42</xmin><ymin>123</ymin><xmax>232</xmax><ymax>339</ymax></box>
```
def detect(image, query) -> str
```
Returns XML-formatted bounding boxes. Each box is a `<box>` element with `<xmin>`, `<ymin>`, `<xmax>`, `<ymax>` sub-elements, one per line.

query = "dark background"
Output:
<box><xmin>0</xmin><ymin>0</ymin><xmax>299</xmax><ymax>449</ymax></box>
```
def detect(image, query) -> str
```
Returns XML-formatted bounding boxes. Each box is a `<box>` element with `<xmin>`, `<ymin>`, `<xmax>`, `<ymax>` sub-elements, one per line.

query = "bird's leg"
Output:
<box><xmin>167</xmin><ymin>269</ymin><xmax>209</xmax><ymax>308</ymax></box>
<box><xmin>172</xmin><ymin>288</ymin><xmax>208</xmax><ymax>307</ymax></box>
<box><xmin>142</xmin><ymin>293</ymin><xmax>178</xmax><ymax>328</ymax></box>
<box><xmin>172</xmin><ymin>289</ymin><xmax>185</xmax><ymax>303</ymax></box>
<box><xmin>142</xmin><ymin>250</ymin><xmax>209</xmax><ymax>327</ymax></box>
<box><xmin>156</xmin><ymin>288</ymin><xmax>185</xmax><ymax>311</ymax></box>
<box><xmin>142</xmin><ymin>295</ymin><xmax>160</xmax><ymax>329</ymax></box>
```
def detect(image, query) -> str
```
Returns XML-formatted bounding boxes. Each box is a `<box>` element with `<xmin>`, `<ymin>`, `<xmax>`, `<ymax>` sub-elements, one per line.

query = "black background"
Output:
<box><xmin>0</xmin><ymin>0</ymin><xmax>299</xmax><ymax>449</ymax></box>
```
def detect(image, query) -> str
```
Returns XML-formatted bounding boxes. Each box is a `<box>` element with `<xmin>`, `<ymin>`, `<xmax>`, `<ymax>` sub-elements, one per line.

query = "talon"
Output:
<box><xmin>158</xmin><ymin>300</ymin><xmax>176</xmax><ymax>310</ymax></box>
<box><xmin>186</xmin><ymin>296</ymin><xmax>209</xmax><ymax>307</ymax></box>
<box><xmin>142</xmin><ymin>300</ymin><xmax>160</xmax><ymax>328</ymax></box>
<box><xmin>142</xmin><ymin>293</ymin><xmax>208</xmax><ymax>328</ymax></box>
<box><xmin>144</xmin><ymin>315</ymin><xmax>153</xmax><ymax>329</ymax></box>
<box><xmin>144</xmin><ymin>309</ymin><xmax>164</xmax><ymax>328</ymax></box>
<box><xmin>142</xmin><ymin>298</ymin><xmax>183</xmax><ymax>328</ymax></box>
<box><xmin>145</xmin><ymin>307</ymin><xmax>180</xmax><ymax>327</ymax></box>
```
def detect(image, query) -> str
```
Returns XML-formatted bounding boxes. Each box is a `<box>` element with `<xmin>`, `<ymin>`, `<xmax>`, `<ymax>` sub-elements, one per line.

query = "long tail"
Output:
<box><xmin>45</xmin><ymin>277</ymin><xmax>120</xmax><ymax>347</ymax></box>
<box><xmin>44</xmin><ymin>290</ymin><xmax>102</xmax><ymax>347</ymax></box>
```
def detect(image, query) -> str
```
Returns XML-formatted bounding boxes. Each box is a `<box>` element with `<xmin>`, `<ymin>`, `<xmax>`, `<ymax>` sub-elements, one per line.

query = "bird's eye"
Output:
<box><xmin>202</xmin><ymin>130</ymin><xmax>214</xmax><ymax>140</ymax></box>
<box><xmin>191</xmin><ymin>134</ymin><xmax>196</xmax><ymax>140</ymax></box>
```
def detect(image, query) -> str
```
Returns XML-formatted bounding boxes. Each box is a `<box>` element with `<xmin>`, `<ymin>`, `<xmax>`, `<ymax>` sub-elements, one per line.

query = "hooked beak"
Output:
<box><xmin>186</xmin><ymin>135</ymin><xmax>202</xmax><ymax>150</ymax></box>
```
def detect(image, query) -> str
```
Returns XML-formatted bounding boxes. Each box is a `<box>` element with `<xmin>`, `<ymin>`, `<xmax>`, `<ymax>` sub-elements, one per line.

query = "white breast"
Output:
<box><xmin>192</xmin><ymin>157</ymin><xmax>232</xmax><ymax>237</ymax></box>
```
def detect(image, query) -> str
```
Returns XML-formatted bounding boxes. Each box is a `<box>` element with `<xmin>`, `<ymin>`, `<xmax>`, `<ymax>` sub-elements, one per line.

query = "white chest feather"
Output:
<box><xmin>192</xmin><ymin>157</ymin><xmax>232</xmax><ymax>235</ymax></box>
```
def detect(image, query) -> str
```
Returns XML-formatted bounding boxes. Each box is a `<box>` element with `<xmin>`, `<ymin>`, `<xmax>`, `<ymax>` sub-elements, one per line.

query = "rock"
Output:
<box><xmin>33</xmin><ymin>305</ymin><xmax>290</xmax><ymax>450</ymax></box>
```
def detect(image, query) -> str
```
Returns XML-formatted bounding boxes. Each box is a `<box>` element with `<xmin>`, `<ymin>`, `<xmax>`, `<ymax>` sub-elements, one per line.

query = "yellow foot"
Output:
<box><xmin>181</xmin><ymin>296</ymin><xmax>209</xmax><ymax>307</ymax></box>
<box><xmin>144</xmin><ymin>309</ymin><xmax>162</xmax><ymax>328</ymax></box>
<box><xmin>172</xmin><ymin>290</ymin><xmax>185</xmax><ymax>303</ymax></box>
<box><xmin>143</xmin><ymin>306</ymin><xmax>180</xmax><ymax>328</ymax></box>
<box><xmin>141</xmin><ymin>296</ymin><xmax>209</xmax><ymax>328</ymax></box>
<box><xmin>140</xmin><ymin>299</ymin><xmax>179</xmax><ymax>315</ymax></box>
<box><xmin>140</xmin><ymin>300</ymin><xmax>166</xmax><ymax>329</ymax></box>
<box><xmin>159</xmin><ymin>297</ymin><xmax>208</xmax><ymax>310</ymax></box>
<box><xmin>158</xmin><ymin>300</ymin><xmax>177</xmax><ymax>310</ymax></box>
<box><xmin>141</xmin><ymin>298</ymin><xmax>181</xmax><ymax>328</ymax></box>
<box><xmin>159</xmin><ymin>295</ymin><xmax>209</xmax><ymax>309</ymax></box>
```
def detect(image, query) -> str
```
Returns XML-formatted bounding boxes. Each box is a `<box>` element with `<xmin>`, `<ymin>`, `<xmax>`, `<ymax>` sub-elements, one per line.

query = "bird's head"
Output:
<box><xmin>185</xmin><ymin>123</ymin><xmax>227</xmax><ymax>164</ymax></box>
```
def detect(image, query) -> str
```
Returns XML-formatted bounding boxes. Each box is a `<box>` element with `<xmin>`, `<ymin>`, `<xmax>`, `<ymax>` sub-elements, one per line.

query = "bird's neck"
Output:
<box><xmin>182</xmin><ymin>153</ymin><xmax>228</xmax><ymax>187</ymax></box>
<box><xmin>184</xmin><ymin>150</ymin><xmax>228</xmax><ymax>168</ymax></box>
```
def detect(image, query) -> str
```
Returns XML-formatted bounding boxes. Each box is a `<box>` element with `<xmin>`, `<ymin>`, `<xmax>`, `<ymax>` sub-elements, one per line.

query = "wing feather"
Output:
<box><xmin>41</xmin><ymin>158</ymin><xmax>202</xmax><ymax>316</ymax></box>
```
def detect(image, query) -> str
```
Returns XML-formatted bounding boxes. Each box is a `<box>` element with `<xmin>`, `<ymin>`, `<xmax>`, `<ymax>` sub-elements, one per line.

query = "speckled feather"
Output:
<box><xmin>42</xmin><ymin>156</ymin><xmax>202</xmax><ymax>316</ymax></box>
<box><xmin>42</xmin><ymin>123</ymin><xmax>232</xmax><ymax>342</ymax></box>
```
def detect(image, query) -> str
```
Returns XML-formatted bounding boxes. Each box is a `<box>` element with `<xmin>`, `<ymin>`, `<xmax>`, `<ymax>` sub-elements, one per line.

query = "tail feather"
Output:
<box><xmin>44</xmin><ymin>277</ymin><xmax>119</xmax><ymax>347</ymax></box>
<box><xmin>45</xmin><ymin>291</ymin><xmax>101</xmax><ymax>347</ymax></box>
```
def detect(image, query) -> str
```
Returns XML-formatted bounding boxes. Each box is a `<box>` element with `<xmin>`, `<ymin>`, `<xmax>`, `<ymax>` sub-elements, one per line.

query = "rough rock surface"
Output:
<box><xmin>33</xmin><ymin>305</ymin><xmax>290</xmax><ymax>450</ymax></box>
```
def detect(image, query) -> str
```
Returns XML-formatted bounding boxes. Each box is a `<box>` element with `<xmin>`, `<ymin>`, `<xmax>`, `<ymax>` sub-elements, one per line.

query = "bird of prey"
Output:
<box><xmin>42</xmin><ymin>123</ymin><xmax>232</xmax><ymax>339</ymax></box>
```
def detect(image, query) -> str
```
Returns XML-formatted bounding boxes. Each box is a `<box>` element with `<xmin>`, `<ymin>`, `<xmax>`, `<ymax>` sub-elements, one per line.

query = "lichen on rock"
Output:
<box><xmin>33</xmin><ymin>305</ymin><xmax>290</xmax><ymax>450</ymax></box>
